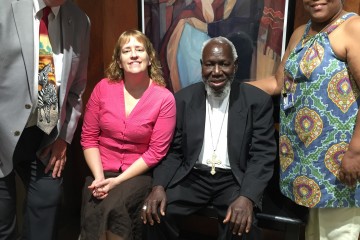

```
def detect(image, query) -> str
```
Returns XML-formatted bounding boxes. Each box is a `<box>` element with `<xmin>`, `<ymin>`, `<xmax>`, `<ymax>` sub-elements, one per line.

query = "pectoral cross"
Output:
<box><xmin>207</xmin><ymin>152</ymin><xmax>221</xmax><ymax>175</ymax></box>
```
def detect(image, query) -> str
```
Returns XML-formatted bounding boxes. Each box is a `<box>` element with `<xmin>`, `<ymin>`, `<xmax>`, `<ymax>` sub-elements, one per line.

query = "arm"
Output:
<box><xmin>248</xmin><ymin>25</ymin><xmax>307</xmax><ymax>96</ymax></box>
<box><xmin>224</xmin><ymin>87</ymin><xmax>276</xmax><ymax>235</ymax></box>
<box><xmin>83</xmin><ymin>148</ymin><xmax>107</xmax><ymax>199</ymax></box>
<box><xmin>94</xmin><ymin>91</ymin><xmax>176</xmax><ymax>195</ymax></box>
<box><xmin>152</xmin><ymin>94</ymin><xmax>185</xmax><ymax>187</ymax></box>
<box><xmin>240</xmin><ymin>88</ymin><xmax>276</xmax><ymax>206</ymax></box>
<box><xmin>80</xmin><ymin>80</ymin><xmax>106</xmax><ymax>198</ymax></box>
<box><xmin>339</xmin><ymin>16</ymin><xmax>360</xmax><ymax>186</ymax></box>
<box><xmin>140</xmin><ymin>125</ymin><xmax>182</xmax><ymax>225</ymax></box>
<box><xmin>43</xmin><ymin>14</ymin><xmax>91</xmax><ymax>177</ymax></box>
<box><xmin>59</xmin><ymin>14</ymin><xmax>90</xmax><ymax>143</ymax></box>
<box><xmin>142</xmin><ymin>93</ymin><xmax>187</xmax><ymax>225</ymax></box>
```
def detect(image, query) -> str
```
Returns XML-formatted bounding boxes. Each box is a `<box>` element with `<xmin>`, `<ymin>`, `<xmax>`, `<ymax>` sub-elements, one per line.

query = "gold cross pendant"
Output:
<box><xmin>207</xmin><ymin>152</ymin><xmax>221</xmax><ymax>175</ymax></box>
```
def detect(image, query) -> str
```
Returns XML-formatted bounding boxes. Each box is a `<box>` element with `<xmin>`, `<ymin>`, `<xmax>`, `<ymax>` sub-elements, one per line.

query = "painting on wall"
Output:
<box><xmin>139</xmin><ymin>0</ymin><xmax>295</xmax><ymax>93</ymax></box>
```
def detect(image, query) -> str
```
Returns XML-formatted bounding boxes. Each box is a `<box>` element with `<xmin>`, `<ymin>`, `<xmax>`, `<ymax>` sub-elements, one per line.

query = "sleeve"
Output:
<box><xmin>240</xmin><ymin>88</ymin><xmax>276</xmax><ymax>207</ymax></box>
<box><xmin>80</xmin><ymin>80</ymin><xmax>102</xmax><ymax>150</ymax></box>
<box><xmin>152</xmin><ymin>93</ymin><xmax>185</xmax><ymax>188</ymax></box>
<box><xmin>59</xmin><ymin>14</ymin><xmax>91</xmax><ymax>143</ymax></box>
<box><xmin>141</xmin><ymin>91</ymin><xmax>176</xmax><ymax>167</ymax></box>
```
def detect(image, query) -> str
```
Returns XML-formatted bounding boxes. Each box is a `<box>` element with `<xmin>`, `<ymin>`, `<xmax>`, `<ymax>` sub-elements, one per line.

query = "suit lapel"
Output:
<box><xmin>12</xmin><ymin>1</ymin><xmax>35</xmax><ymax>101</ymax></box>
<box><xmin>59</xmin><ymin>3</ymin><xmax>74</xmax><ymax>105</ymax></box>
<box><xmin>228</xmin><ymin>82</ymin><xmax>248</xmax><ymax>164</ymax></box>
<box><xmin>187</xmin><ymin>87</ymin><xmax>206</xmax><ymax>161</ymax></box>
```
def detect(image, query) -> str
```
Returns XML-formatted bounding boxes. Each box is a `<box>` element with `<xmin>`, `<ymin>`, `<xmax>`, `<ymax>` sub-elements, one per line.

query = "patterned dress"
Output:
<box><xmin>279</xmin><ymin>13</ymin><xmax>360</xmax><ymax>208</ymax></box>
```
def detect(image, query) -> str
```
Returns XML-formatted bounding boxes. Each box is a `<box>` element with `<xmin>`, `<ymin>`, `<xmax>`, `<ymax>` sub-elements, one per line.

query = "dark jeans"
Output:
<box><xmin>0</xmin><ymin>127</ymin><xmax>62</xmax><ymax>240</ymax></box>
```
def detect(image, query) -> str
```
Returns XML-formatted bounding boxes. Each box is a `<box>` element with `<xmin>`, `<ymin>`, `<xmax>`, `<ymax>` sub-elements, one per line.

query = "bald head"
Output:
<box><xmin>201</xmin><ymin>37</ymin><xmax>238</xmax><ymax>62</ymax></box>
<box><xmin>200</xmin><ymin>37</ymin><xmax>238</xmax><ymax>98</ymax></box>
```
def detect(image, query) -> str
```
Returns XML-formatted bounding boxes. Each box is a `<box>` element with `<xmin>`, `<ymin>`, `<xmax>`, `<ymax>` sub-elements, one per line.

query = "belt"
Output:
<box><xmin>193</xmin><ymin>164</ymin><xmax>232</xmax><ymax>174</ymax></box>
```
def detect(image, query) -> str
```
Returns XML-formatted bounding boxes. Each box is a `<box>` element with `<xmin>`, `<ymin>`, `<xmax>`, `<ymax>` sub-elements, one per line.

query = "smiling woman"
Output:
<box><xmin>250</xmin><ymin>0</ymin><xmax>360</xmax><ymax>239</ymax></box>
<box><xmin>79</xmin><ymin>30</ymin><xmax>176</xmax><ymax>240</ymax></box>
<box><xmin>118</xmin><ymin>38</ymin><xmax>150</xmax><ymax>75</ymax></box>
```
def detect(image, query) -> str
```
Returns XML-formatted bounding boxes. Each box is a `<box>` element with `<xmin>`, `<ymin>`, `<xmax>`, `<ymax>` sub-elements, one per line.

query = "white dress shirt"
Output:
<box><xmin>198</xmin><ymin>91</ymin><xmax>230</xmax><ymax>169</ymax></box>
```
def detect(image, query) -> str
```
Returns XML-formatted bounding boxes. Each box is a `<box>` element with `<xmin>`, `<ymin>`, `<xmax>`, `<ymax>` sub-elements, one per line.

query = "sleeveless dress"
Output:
<box><xmin>279</xmin><ymin>13</ymin><xmax>360</xmax><ymax>208</ymax></box>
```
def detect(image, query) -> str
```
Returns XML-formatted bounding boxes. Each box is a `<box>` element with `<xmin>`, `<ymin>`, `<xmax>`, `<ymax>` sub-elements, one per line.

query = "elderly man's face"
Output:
<box><xmin>201</xmin><ymin>40</ymin><xmax>236</xmax><ymax>94</ymax></box>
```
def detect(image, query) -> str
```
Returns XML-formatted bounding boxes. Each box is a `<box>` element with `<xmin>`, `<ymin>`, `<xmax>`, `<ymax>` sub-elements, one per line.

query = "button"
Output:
<box><xmin>25</xmin><ymin>104</ymin><xmax>31</xmax><ymax>109</ymax></box>
<box><xmin>14</xmin><ymin>131</ymin><xmax>21</xmax><ymax>136</ymax></box>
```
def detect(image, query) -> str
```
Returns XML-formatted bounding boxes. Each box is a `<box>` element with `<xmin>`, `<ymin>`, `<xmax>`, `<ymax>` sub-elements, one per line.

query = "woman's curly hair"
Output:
<box><xmin>105</xmin><ymin>29</ymin><xmax>166</xmax><ymax>87</ymax></box>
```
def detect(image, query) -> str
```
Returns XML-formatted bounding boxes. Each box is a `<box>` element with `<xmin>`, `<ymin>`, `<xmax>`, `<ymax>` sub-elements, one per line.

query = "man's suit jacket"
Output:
<box><xmin>153</xmin><ymin>81</ymin><xmax>276</xmax><ymax>207</ymax></box>
<box><xmin>0</xmin><ymin>0</ymin><xmax>90</xmax><ymax>177</ymax></box>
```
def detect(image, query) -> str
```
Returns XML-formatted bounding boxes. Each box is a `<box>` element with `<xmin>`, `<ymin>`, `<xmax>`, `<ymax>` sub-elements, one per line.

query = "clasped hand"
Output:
<box><xmin>88</xmin><ymin>177</ymin><xmax>119</xmax><ymax>199</ymax></box>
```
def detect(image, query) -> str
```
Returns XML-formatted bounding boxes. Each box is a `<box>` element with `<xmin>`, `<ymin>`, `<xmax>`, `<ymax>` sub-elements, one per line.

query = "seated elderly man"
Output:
<box><xmin>142</xmin><ymin>36</ymin><xmax>276</xmax><ymax>240</ymax></box>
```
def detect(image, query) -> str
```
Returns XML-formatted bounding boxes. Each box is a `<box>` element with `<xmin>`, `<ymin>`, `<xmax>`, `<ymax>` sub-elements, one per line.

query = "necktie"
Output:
<box><xmin>37</xmin><ymin>7</ymin><xmax>59</xmax><ymax>134</ymax></box>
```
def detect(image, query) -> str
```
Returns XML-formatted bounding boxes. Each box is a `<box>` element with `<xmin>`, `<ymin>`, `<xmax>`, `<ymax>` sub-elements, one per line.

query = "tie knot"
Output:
<box><xmin>42</xmin><ymin>7</ymin><xmax>51</xmax><ymax>20</ymax></box>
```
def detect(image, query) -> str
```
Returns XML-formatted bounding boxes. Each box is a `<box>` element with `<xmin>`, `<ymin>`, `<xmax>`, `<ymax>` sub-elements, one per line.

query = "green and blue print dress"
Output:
<box><xmin>279</xmin><ymin>13</ymin><xmax>360</xmax><ymax>208</ymax></box>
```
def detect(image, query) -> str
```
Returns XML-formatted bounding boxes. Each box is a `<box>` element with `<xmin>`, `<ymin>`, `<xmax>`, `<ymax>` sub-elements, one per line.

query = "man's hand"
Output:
<box><xmin>339</xmin><ymin>148</ymin><xmax>360</xmax><ymax>187</ymax></box>
<box><xmin>223</xmin><ymin>196</ymin><xmax>253</xmax><ymax>236</ymax></box>
<box><xmin>141</xmin><ymin>185</ymin><xmax>167</xmax><ymax>225</ymax></box>
<box><xmin>41</xmin><ymin>138</ymin><xmax>67</xmax><ymax>178</ymax></box>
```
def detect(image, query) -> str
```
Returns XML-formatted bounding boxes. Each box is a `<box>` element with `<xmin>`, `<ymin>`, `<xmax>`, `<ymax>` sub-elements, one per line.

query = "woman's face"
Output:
<box><xmin>303</xmin><ymin>0</ymin><xmax>343</xmax><ymax>23</ymax></box>
<box><xmin>118</xmin><ymin>37</ymin><xmax>150</xmax><ymax>75</ymax></box>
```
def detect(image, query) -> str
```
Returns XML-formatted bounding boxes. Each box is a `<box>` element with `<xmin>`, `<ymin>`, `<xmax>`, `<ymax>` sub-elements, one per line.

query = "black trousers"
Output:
<box><xmin>0</xmin><ymin>127</ymin><xmax>62</xmax><ymax>240</ymax></box>
<box><xmin>144</xmin><ymin>168</ymin><xmax>262</xmax><ymax>240</ymax></box>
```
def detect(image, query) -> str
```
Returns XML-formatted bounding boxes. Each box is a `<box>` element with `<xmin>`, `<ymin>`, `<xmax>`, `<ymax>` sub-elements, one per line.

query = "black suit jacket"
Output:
<box><xmin>153</xmin><ymin>81</ymin><xmax>276</xmax><ymax>207</ymax></box>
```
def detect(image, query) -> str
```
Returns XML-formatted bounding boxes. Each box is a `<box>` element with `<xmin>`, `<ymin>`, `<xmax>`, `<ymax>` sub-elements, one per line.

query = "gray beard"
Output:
<box><xmin>205</xmin><ymin>79</ymin><xmax>232</xmax><ymax>99</ymax></box>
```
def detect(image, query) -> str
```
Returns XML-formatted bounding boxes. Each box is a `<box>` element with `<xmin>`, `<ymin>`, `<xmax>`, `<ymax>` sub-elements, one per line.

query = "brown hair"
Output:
<box><xmin>105</xmin><ymin>29</ymin><xmax>165</xmax><ymax>87</ymax></box>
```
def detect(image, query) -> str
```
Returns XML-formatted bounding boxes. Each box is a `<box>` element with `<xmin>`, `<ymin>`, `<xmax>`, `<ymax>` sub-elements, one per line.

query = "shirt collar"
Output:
<box><xmin>34</xmin><ymin>0</ymin><xmax>61</xmax><ymax>19</ymax></box>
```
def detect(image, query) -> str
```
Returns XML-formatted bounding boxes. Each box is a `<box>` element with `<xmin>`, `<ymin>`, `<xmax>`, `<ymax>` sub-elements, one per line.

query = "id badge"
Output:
<box><xmin>283</xmin><ymin>93</ymin><xmax>294</xmax><ymax>110</ymax></box>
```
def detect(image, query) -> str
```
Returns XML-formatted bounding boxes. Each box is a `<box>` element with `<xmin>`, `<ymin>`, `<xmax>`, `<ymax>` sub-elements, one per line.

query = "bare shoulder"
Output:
<box><xmin>288</xmin><ymin>25</ymin><xmax>307</xmax><ymax>46</ymax></box>
<box><xmin>292</xmin><ymin>24</ymin><xmax>307</xmax><ymax>38</ymax></box>
<box><xmin>343</xmin><ymin>15</ymin><xmax>360</xmax><ymax>35</ymax></box>
<box><xmin>341</xmin><ymin>15</ymin><xmax>360</xmax><ymax>85</ymax></box>
<box><xmin>342</xmin><ymin>16</ymin><xmax>360</xmax><ymax>50</ymax></box>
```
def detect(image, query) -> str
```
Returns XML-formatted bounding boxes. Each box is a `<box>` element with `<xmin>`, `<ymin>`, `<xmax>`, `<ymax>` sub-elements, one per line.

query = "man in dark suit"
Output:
<box><xmin>0</xmin><ymin>0</ymin><xmax>90</xmax><ymax>239</ymax></box>
<box><xmin>142</xmin><ymin>37</ymin><xmax>276</xmax><ymax>239</ymax></box>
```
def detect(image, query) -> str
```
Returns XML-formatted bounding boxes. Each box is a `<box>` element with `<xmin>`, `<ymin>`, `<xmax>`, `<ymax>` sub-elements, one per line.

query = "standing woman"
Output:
<box><xmin>80</xmin><ymin>30</ymin><xmax>176</xmax><ymax>240</ymax></box>
<box><xmin>250</xmin><ymin>0</ymin><xmax>360</xmax><ymax>239</ymax></box>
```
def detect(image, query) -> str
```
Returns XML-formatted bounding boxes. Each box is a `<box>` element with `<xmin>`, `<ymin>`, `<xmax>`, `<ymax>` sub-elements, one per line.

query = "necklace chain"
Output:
<box><xmin>207</xmin><ymin>98</ymin><xmax>229</xmax><ymax>153</ymax></box>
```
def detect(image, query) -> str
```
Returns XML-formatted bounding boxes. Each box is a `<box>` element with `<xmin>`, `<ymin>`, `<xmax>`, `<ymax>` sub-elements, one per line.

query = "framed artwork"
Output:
<box><xmin>139</xmin><ymin>0</ymin><xmax>295</xmax><ymax>93</ymax></box>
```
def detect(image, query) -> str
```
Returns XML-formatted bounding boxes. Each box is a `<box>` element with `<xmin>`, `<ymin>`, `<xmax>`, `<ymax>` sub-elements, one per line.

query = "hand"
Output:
<box><xmin>223</xmin><ymin>196</ymin><xmax>253</xmax><ymax>236</ymax></box>
<box><xmin>42</xmin><ymin>138</ymin><xmax>67</xmax><ymax>178</ymax></box>
<box><xmin>89</xmin><ymin>177</ymin><xmax>119</xmax><ymax>199</ymax></box>
<box><xmin>339</xmin><ymin>149</ymin><xmax>360</xmax><ymax>187</ymax></box>
<box><xmin>141</xmin><ymin>185</ymin><xmax>167</xmax><ymax>225</ymax></box>
<box><xmin>88</xmin><ymin>178</ymin><xmax>108</xmax><ymax>199</ymax></box>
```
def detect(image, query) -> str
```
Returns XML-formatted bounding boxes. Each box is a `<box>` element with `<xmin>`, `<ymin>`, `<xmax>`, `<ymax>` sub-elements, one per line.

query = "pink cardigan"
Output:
<box><xmin>81</xmin><ymin>78</ymin><xmax>176</xmax><ymax>172</ymax></box>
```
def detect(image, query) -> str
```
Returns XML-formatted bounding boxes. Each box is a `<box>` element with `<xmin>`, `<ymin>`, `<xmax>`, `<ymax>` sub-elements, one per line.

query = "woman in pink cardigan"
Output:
<box><xmin>80</xmin><ymin>30</ymin><xmax>176</xmax><ymax>240</ymax></box>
